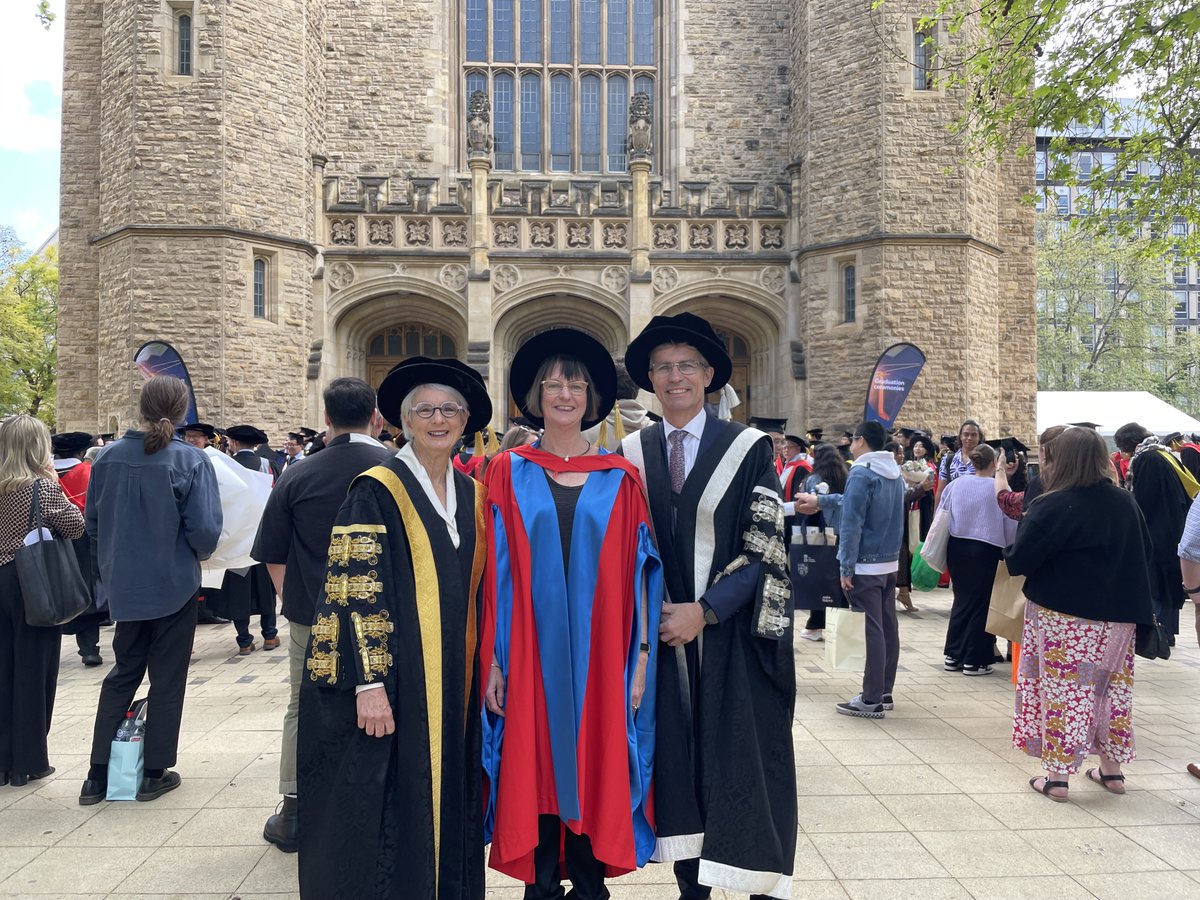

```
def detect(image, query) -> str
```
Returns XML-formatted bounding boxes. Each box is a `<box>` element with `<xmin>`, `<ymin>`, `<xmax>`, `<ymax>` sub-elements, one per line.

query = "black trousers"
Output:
<box><xmin>944</xmin><ymin>537</ymin><xmax>1002</xmax><ymax>667</ymax></box>
<box><xmin>89</xmin><ymin>594</ymin><xmax>198</xmax><ymax>770</ymax></box>
<box><xmin>674</xmin><ymin>858</ymin><xmax>770</xmax><ymax>900</ymax></box>
<box><xmin>0</xmin><ymin>562</ymin><xmax>60</xmax><ymax>777</ymax></box>
<box><xmin>75</xmin><ymin>622</ymin><xmax>100</xmax><ymax>657</ymax></box>
<box><xmin>523</xmin><ymin>814</ymin><xmax>609</xmax><ymax>900</ymax></box>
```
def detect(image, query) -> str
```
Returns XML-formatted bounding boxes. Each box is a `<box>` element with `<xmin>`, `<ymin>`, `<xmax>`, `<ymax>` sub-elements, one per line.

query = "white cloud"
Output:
<box><xmin>12</xmin><ymin>208</ymin><xmax>54</xmax><ymax>248</ymax></box>
<box><xmin>0</xmin><ymin>5</ymin><xmax>64</xmax><ymax>153</ymax></box>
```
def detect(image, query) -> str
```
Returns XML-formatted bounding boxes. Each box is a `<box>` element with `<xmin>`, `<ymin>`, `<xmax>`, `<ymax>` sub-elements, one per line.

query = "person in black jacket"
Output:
<box><xmin>250</xmin><ymin>378</ymin><xmax>392</xmax><ymax>853</ymax></box>
<box><xmin>1114</xmin><ymin>422</ymin><xmax>1192</xmax><ymax>642</ymax></box>
<box><xmin>1006</xmin><ymin>426</ymin><xmax>1155</xmax><ymax>803</ymax></box>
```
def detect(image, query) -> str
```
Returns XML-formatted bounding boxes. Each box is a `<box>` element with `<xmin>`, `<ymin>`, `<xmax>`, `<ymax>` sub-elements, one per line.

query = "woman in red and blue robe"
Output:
<box><xmin>480</xmin><ymin>331</ymin><xmax>663</xmax><ymax>900</ymax></box>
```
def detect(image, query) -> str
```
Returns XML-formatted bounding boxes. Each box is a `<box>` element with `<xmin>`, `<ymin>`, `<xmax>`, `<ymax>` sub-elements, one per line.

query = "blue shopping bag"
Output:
<box><xmin>106</xmin><ymin>698</ymin><xmax>148</xmax><ymax>801</ymax></box>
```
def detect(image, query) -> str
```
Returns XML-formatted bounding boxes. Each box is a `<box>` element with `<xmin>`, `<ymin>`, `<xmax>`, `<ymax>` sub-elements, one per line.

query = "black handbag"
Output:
<box><xmin>1134</xmin><ymin>616</ymin><xmax>1171</xmax><ymax>661</ymax></box>
<box><xmin>789</xmin><ymin>527</ymin><xmax>846</xmax><ymax>610</ymax></box>
<box><xmin>15</xmin><ymin>482</ymin><xmax>91</xmax><ymax>628</ymax></box>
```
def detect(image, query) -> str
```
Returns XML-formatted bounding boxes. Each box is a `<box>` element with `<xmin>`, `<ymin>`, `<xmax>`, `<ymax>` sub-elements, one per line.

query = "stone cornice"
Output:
<box><xmin>796</xmin><ymin>231</ymin><xmax>1005</xmax><ymax>259</ymax></box>
<box><xmin>90</xmin><ymin>224</ymin><xmax>319</xmax><ymax>256</ymax></box>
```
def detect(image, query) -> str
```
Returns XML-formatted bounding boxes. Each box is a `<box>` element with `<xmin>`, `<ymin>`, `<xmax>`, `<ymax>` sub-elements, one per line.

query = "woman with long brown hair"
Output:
<box><xmin>79</xmin><ymin>375</ymin><xmax>222</xmax><ymax>805</ymax></box>
<box><xmin>0</xmin><ymin>415</ymin><xmax>85</xmax><ymax>786</ymax></box>
<box><xmin>1007</xmin><ymin>426</ymin><xmax>1155</xmax><ymax>802</ymax></box>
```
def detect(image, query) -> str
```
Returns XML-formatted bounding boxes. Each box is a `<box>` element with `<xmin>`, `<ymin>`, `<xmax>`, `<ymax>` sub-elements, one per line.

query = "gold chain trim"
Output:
<box><xmin>324</xmin><ymin>571</ymin><xmax>384</xmax><ymax>606</ymax></box>
<box><xmin>352</xmin><ymin>610</ymin><xmax>395</xmax><ymax>683</ymax></box>
<box><xmin>327</xmin><ymin>533</ymin><xmax>384</xmax><ymax>568</ymax></box>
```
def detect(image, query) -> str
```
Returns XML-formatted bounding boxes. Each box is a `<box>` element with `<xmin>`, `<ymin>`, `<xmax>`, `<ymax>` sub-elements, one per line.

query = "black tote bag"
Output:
<box><xmin>15</xmin><ymin>482</ymin><xmax>91</xmax><ymax>627</ymax></box>
<box><xmin>789</xmin><ymin>528</ymin><xmax>846</xmax><ymax>611</ymax></box>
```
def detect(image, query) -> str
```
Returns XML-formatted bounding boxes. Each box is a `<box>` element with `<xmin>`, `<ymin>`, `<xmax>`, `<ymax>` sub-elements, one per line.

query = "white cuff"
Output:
<box><xmin>782</xmin><ymin>502</ymin><xmax>796</xmax><ymax>516</ymax></box>
<box><xmin>355</xmin><ymin>683</ymin><xmax>385</xmax><ymax>694</ymax></box>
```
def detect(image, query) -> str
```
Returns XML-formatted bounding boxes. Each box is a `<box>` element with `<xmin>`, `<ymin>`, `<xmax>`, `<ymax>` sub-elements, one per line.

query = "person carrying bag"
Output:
<box><xmin>0</xmin><ymin>415</ymin><xmax>86</xmax><ymax>787</ymax></box>
<box><xmin>17</xmin><ymin>485</ymin><xmax>92</xmax><ymax>628</ymax></box>
<box><xmin>791</xmin><ymin>526</ymin><xmax>844</xmax><ymax>611</ymax></box>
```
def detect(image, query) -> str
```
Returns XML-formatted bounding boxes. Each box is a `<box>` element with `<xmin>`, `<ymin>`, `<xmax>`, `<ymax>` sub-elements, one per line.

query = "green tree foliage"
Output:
<box><xmin>0</xmin><ymin>227</ymin><xmax>58</xmax><ymax>425</ymax></box>
<box><xmin>873</xmin><ymin>0</ymin><xmax>1200</xmax><ymax>255</ymax></box>
<box><xmin>36</xmin><ymin>2</ymin><xmax>54</xmax><ymax>28</ymax></box>
<box><xmin>1036</xmin><ymin>213</ymin><xmax>1200</xmax><ymax>412</ymax></box>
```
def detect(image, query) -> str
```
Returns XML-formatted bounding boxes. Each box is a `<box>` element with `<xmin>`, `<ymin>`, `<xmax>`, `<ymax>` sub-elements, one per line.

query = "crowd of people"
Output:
<box><xmin>0</xmin><ymin>309</ymin><xmax>1197</xmax><ymax>895</ymax></box>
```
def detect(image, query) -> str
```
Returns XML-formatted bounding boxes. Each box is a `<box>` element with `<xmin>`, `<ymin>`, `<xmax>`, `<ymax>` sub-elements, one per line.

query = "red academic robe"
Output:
<box><xmin>480</xmin><ymin>447</ymin><xmax>663</xmax><ymax>883</ymax></box>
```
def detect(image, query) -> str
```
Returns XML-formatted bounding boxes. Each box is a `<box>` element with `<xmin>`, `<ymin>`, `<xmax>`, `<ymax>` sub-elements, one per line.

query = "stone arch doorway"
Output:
<box><xmin>364</xmin><ymin>324</ymin><xmax>459</xmax><ymax>388</ymax></box>
<box><xmin>654</xmin><ymin>288</ymin><xmax>785</xmax><ymax>423</ymax></box>
<box><xmin>713</xmin><ymin>328</ymin><xmax>753</xmax><ymax>424</ymax></box>
<box><xmin>492</xmin><ymin>292</ymin><xmax>628</xmax><ymax>421</ymax></box>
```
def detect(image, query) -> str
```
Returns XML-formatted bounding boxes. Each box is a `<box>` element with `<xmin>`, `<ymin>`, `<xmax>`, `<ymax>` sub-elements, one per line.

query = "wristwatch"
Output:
<box><xmin>699</xmin><ymin>600</ymin><xmax>719</xmax><ymax>626</ymax></box>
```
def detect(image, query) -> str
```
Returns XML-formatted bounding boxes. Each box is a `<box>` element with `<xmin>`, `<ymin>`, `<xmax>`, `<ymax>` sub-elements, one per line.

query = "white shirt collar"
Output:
<box><xmin>663</xmin><ymin>408</ymin><xmax>706</xmax><ymax>444</ymax></box>
<box><xmin>348</xmin><ymin>433</ymin><xmax>385</xmax><ymax>447</ymax></box>
<box><xmin>396</xmin><ymin>442</ymin><xmax>459</xmax><ymax>548</ymax></box>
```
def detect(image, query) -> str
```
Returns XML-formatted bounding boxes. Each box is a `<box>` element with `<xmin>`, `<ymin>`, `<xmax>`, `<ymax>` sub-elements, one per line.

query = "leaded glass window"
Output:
<box><xmin>178</xmin><ymin>14</ymin><xmax>192</xmax><ymax>76</ymax></box>
<box><xmin>463</xmin><ymin>0</ymin><xmax>658</xmax><ymax>173</ymax></box>
<box><xmin>252</xmin><ymin>258</ymin><xmax>267</xmax><ymax>319</ymax></box>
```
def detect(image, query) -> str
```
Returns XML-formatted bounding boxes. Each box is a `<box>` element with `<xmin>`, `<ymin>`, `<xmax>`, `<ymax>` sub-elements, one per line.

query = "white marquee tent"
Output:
<box><xmin>1037</xmin><ymin>391</ymin><xmax>1200</xmax><ymax>438</ymax></box>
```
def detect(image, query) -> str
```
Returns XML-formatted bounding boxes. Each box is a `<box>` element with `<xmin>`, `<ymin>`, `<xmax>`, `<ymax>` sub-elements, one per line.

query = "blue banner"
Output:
<box><xmin>133</xmin><ymin>341</ymin><xmax>199</xmax><ymax>425</ymax></box>
<box><xmin>863</xmin><ymin>343</ymin><xmax>926</xmax><ymax>429</ymax></box>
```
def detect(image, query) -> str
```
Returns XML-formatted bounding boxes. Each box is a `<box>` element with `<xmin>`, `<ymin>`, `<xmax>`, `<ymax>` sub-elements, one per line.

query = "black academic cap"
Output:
<box><xmin>286</xmin><ymin>432</ymin><xmax>305</xmax><ymax>443</ymax></box>
<box><xmin>297</xmin><ymin>427</ymin><xmax>318</xmax><ymax>439</ymax></box>
<box><xmin>178</xmin><ymin>422</ymin><xmax>217</xmax><ymax>440</ymax></box>
<box><xmin>509</xmin><ymin>416</ymin><xmax>540</xmax><ymax>432</ymax></box>
<box><xmin>378</xmin><ymin>429</ymin><xmax>393</xmax><ymax>442</ymax></box>
<box><xmin>748</xmin><ymin>416</ymin><xmax>787</xmax><ymax>433</ymax></box>
<box><xmin>784</xmin><ymin>434</ymin><xmax>808</xmax><ymax>449</ymax></box>
<box><xmin>1163</xmin><ymin>432</ymin><xmax>1185</xmax><ymax>446</ymax></box>
<box><xmin>51</xmin><ymin>431</ymin><xmax>94</xmax><ymax>455</ymax></box>
<box><xmin>99</xmin><ymin>433</ymin><xmax>116</xmax><ymax>442</ymax></box>
<box><xmin>806</xmin><ymin>427</ymin><xmax>824</xmax><ymax>441</ymax></box>
<box><xmin>940</xmin><ymin>434</ymin><xmax>958</xmax><ymax>448</ymax></box>
<box><xmin>1068</xmin><ymin>422</ymin><xmax>1100</xmax><ymax>430</ymax></box>
<box><xmin>898</xmin><ymin>427</ymin><xmax>920</xmax><ymax>438</ymax></box>
<box><xmin>625</xmin><ymin>312</ymin><xmax>732</xmax><ymax>393</ymax></box>
<box><xmin>225</xmin><ymin>424</ymin><xmax>269</xmax><ymax>445</ymax></box>
<box><xmin>645</xmin><ymin>410</ymin><xmax>663</xmax><ymax>424</ymax></box>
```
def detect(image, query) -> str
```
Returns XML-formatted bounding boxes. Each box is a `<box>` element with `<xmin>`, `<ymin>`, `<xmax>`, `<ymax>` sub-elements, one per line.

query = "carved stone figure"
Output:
<box><xmin>466</xmin><ymin>90</ymin><xmax>493</xmax><ymax>157</ymax></box>
<box><xmin>653</xmin><ymin>222</ymin><xmax>679</xmax><ymax>250</ymax></box>
<box><xmin>330</xmin><ymin>218</ymin><xmax>357</xmax><ymax>246</ymax></box>
<box><xmin>494</xmin><ymin>221</ymin><xmax>520</xmax><ymax>247</ymax></box>
<box><xmin>628</xmin><ymin>92</ymin><xmax>653</xmax><ymax>160</ymax></box>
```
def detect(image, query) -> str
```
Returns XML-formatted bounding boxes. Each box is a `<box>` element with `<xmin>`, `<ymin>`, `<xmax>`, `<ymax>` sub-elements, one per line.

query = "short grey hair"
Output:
<box><xmin>399</xmin><ymin>383</ymin><xmax>469</xmax><ymax>441</ymax></box>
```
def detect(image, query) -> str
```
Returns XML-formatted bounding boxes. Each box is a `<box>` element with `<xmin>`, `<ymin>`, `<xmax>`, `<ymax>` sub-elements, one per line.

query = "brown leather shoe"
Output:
<box><xmin>1188</xmin><ymin>763</ymin><xmax>1200</xmax><ymax>780</ymax></box>
<box><xmin>263</xmin><ymin>637</ymin><xmax>281</xmax><ymax>650</ymax></box>
<box><xmin>238</xmin><ymin>642</ymin><xmax>257</xmax><ymax>656</ymax></box>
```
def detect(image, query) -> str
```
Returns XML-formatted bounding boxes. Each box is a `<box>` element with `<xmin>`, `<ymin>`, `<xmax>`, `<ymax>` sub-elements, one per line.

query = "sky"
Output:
<box><xmin>0</xmin><ymin>3</ymin><xmax>64</xmax><ymax>252</ymax></box>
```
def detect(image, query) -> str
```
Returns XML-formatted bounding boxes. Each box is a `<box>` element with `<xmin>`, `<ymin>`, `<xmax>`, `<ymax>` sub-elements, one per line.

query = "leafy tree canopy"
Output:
<box><xmin>0</xmin><ymin>227</ymin><xmax>58</xmax><ymax>425</ymax></box>
<box><xmin>1035</xmin><ymin>213</ymin><xmax>1200</xmax><ymax>413</ymax></box>
<box><xmin>873</xmin><ymin>0</ymin><xmax>1200</xmax><ymax>255</ymax></box>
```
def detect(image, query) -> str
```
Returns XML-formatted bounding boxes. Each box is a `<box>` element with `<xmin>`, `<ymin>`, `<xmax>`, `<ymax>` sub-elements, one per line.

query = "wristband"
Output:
<box><xmin>1186</xmin><ymin>584</ymin><xmax>1200</xmax><ymax>595</ymax></box>
<box><xmin>639</xmin><ymin>642</ymin><xmax>650</xmax><ymax>653</ymax></box>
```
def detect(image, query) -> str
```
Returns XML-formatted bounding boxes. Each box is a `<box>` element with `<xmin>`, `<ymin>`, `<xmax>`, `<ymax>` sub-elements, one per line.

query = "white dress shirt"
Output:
<box><xmin>663</xmin><ymin>408</ymin><xmax>707</xmax><ymax>479</ymax></box>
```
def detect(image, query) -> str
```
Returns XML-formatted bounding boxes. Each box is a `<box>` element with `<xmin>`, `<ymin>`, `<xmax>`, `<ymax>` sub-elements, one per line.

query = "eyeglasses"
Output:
<box><xmin>411</xmin><ymin>402</ymin><xmax>467</xmax><ymax>419</ymax></box>
<box><xmin>541</xmin><ymin>379</ymin><xmax>589</xmax><ymax>396</ymax></box>
<box><xmin>649</xmin><ymin>360</ymin><xmax>706</xmax><ymax>377</ymax></box>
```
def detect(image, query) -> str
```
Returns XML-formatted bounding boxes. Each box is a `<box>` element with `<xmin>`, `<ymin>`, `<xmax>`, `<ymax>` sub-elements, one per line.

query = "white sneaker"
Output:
<box><xmin>799</xmin><ymin>629</ymin><xmax>824</xmax><ymax>642</ymax></box>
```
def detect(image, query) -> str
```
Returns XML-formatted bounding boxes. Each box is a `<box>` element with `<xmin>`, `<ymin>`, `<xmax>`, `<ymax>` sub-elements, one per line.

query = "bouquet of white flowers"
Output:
<box><xmin>901</xmin><ymin>459</ymin><xmax>934</xmax><ymax>485</ymax></box>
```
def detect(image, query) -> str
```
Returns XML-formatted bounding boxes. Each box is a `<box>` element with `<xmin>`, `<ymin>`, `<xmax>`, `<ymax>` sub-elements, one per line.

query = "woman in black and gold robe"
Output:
<box><xmin>296</xmin><ymin>357</ymin><xmax>491</xmax><ymax>899</ymax></box>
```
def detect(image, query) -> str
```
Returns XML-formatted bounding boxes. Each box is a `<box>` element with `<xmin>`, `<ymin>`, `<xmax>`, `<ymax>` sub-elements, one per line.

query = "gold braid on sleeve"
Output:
<box><xmin>352</xmin><ymin>610</ymin><xmax>395</xmax><ymax>683</ymax></box>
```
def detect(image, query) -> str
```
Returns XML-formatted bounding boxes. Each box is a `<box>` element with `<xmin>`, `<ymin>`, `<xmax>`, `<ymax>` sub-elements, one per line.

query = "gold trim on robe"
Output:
<box><xmin>359</xmin><ymin>465</ymin><xmax>444</xmax><ymax>894</ymax></box>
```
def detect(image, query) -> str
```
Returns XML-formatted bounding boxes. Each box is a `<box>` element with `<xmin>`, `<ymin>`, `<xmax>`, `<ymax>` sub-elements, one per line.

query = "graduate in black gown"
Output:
<box><xmin>1115</xmin><ymin>423</ymin><xmax>1193</xmax><ymax>641</ymax></box>
<box><xmin>621</xmin><ymin>312</ymin><xmax>797</xmax><ymax>900</ymax></box>
<box><xmin>210</xmin><ymin>424</ymin><xmax>278</xmax><ymax>654</ymax></box>
<box><xmin>297</xmin><ymin>357</ymin><xmax>490</xmax><ymax>899</ymax></box>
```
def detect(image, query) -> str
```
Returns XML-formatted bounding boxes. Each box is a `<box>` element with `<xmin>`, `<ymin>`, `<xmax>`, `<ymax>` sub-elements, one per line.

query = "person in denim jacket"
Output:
<box><xmin>798</xmin><ymin>421</ymin><xmax>904</xmax><ymax>718</ymax></box>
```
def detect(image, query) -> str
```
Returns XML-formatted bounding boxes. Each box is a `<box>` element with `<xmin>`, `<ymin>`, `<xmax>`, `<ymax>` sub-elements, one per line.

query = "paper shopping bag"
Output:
<box><xmin>106</xmin><ymin>698</ymin><xmax>148</xmax><ymax>801</ymax></box>
<box><xmin>985</xmin><ymin>561</ymin><xmax>1026</xmax><ymax>644</ymax></box>
<box><xmin>824</xmin><ymin>607</ymin><xmax>866</xmax><ymax>671</ymax></box>
<box><xmin>790</xmin><ymin>530</ymin><xmax>844</xmax><ymax>611</ymax></box>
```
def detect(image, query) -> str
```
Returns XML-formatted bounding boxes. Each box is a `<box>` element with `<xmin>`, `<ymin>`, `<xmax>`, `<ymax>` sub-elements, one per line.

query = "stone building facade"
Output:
<box><xmin>57</xmin><ymin>0</ymin><xmax>1036</xmax><ymax>440</ymax></box>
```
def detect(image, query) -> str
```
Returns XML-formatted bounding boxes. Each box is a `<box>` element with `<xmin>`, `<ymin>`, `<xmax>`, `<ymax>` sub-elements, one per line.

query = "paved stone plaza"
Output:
<box><xmin>4</xmin><ymin>592</ymin><xmax>1200</xmax><ymax>898</ymax></box>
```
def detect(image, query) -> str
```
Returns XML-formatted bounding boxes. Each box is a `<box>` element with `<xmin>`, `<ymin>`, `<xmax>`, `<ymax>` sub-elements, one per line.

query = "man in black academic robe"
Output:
<box><xmin>296</xmin><ymin>449</ymin><xmax>486</xmax><ymax>899</ymax></box>
<box><xmin>622</xmin><ymin>312</ymin><xmax>796</xmax><ymax>900</ymax></box>
<box><xmin>214</xmin><ymin>424</ymin><xmax>279</xmax><ymax>653</ymax></box>
<box><xmin>1116</xmin><ymin>423</ymin><xmax>1192</xmax><ymax>640</ymax></box>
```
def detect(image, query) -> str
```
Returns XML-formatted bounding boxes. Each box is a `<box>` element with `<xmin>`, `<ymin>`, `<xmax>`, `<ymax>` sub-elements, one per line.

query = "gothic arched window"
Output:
<box><xmin>463</xmin><ymin>0</ymin><xmax>657</xmax><ymax>174</ymax></box>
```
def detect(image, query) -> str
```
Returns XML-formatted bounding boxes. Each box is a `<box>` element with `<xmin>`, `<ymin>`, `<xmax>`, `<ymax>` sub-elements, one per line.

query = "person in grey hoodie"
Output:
<box><xmin>798</xmin><ymin>420</ymin><xmax>904</xmax><ymax>717</ymax></box>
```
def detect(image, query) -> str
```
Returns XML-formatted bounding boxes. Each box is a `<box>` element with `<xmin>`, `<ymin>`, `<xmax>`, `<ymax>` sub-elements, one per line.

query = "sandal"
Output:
<box><xmin>1085</xmin><ymin>768</ymin><xmax>1126</xmax><ymax>795</ymax></box>
<box><xmin>1029</xmin><ymin>775</ymin><xmax>1069</xmax><ymax>803</ymax></box>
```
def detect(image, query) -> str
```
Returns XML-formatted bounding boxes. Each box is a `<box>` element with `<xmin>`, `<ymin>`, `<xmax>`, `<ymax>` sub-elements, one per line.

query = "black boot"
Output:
<box><xmin>264</xmin><ymin>795</ymin><xmax>299</xmax><ymax>852</ymax></box>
